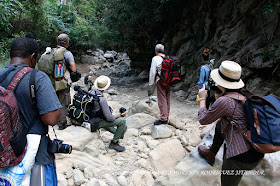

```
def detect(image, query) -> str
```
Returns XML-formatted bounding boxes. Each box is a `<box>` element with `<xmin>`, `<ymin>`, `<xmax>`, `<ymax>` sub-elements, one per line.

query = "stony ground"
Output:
<box><xmin>52</xmin><ymin>63</ymin><xmax>203</xmax><ymax>186</ymax></box>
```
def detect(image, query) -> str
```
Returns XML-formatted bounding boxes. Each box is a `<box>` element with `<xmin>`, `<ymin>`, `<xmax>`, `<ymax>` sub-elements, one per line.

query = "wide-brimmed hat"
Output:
<box><xmin>94</xmin><ymin>75</ymin><xmax>111</xmax><ymax>90</ymax></box>
<box><xmin>210</xmin><ymin>61</ymin><xmax>244</xmax><ymax>89</ymax></box>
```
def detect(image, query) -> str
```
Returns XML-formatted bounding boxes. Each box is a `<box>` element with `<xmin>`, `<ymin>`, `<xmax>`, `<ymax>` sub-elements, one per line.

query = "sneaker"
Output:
<box><xmin>120</xmin><ymin>125</ymin><xmax>127</xmax><ymax>139</ymax></box>
<box><xmin>109</xmin><ymin>141</ymin><xmax>126</xmax><ymax>152</ymax></box>
<box><xmin>198</xmin><ymin>145</ymin><xmax>216</xmax><ymax>166</ymax></box>
<box><xmin>81</xmin><ymin>122</ymin><xmax>91</xmax><ymax>131</ymax></box>
<box><xmin>154</xmin><ymin>119</ymin><xmax>168</xmax><ymax>125</ymax></box>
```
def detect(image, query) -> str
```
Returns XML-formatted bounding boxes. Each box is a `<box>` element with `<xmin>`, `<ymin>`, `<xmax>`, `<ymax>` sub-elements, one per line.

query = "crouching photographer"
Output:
<box><xmin>81</xmin><ymin>75</ymin><xmax>127</xmax><ymax>152</ymax></box>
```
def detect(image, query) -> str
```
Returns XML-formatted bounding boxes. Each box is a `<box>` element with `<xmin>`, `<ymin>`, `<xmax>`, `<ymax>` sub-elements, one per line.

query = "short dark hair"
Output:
<box><xmin>10</xmin><ymin>34</ymin><xmax>39</xmax><ymax>59</ymax></box>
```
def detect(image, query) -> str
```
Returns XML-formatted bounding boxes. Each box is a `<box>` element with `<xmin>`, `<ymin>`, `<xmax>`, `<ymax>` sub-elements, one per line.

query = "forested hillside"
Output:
<box><xmin>1</xmin><ymin>0</ymin><xmax>279</xmax><ymax>95</ymax></box>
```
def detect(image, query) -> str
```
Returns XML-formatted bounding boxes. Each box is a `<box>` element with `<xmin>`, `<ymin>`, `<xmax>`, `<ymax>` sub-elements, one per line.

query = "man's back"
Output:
<box><xmin>0</xmin><ymin>64</ymin><xmax>61</xmax><ymax>164</ymax></box>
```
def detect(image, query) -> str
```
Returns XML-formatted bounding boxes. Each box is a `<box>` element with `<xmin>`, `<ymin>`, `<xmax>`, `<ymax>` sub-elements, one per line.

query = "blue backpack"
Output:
<box><xmin>226</xmin><ymin>93</ymin><xmax>280</xmax><ymax>153</ymax></box>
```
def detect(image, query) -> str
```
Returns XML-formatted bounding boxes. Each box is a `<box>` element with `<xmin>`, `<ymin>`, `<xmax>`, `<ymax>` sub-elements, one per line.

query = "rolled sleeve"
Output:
<box><xmin>198</xmin><ymin>96</ymin><xmax>232</xmax><ymax>125</ymax></box>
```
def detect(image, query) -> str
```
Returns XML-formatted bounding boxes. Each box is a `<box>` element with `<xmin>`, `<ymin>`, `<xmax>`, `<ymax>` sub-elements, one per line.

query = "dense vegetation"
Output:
<box><xmin>0</xmin><ymin>0</ymin><xmax>185</xmax><ymax>68</ymax></box>
<box><xmin>1</xmin><ymin>0</ymin><xmax>279</xmax><ymax>70</ymax></box>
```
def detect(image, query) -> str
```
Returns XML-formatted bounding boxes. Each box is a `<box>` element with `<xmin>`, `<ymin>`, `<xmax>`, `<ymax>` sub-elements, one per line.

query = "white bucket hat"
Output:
<box><xmin>210</xmin><ymin>61</ymin><xmax>244</xmax><ymax>89</ymax></box>
<box><xmin>94</xmin><ymin>75</ymin><xmax>111</xmax><ymax>90</ymax></box>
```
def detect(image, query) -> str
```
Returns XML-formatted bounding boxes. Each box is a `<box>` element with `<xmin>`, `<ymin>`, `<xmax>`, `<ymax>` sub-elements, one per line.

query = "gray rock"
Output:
<box><xmin>149</xmin><ymin>139</ymin><xmax>186</xmax><ymax>172</ymax></box>
<box><xmin>130</xmin><ymin>169</ymin><xmax>154</xmax><ymax>186</ymax></box>
<box><xmin>126</xmin><ymin>113</ymin><xmax>157</xmax><ymax>129</ymax></box>
<box><xmin>73</xmin><ymin>169</ymin><xmax>85</xmax><ymax>186</ymax></box>
<box><xmin>151</xmin><ymin>125</ymin><xmax>172</xmax><ymax>139</ymax></box>
<box><xmin>117</xmin><ymin>175</ymin><xmax>128</xmax><ymax>186</ymax></box>
<box><xmin>87</xmin><ymin>178</ymin><xmax>100</xmax><ymax>186</ymax></box>
<box><xmin>84</xmin><ymin>167</ymin><xmax>94</xmax><ymax>179</ymax></box>
<box><xmin>57</xmin><ymin>174</ymin><xmax>68</xmax><ymax>186</ymax></box>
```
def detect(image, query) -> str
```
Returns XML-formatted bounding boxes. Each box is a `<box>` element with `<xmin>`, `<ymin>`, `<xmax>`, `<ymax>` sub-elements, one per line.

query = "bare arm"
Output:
<box><xmin>41</xmin><ymin>109</ymin><xmax>61</xmax><ymax>126</ymax></box>
<box><xmin>69</xmin><ymin>61</ymin><xmax>77</xmax><ymax>72</ymax></box>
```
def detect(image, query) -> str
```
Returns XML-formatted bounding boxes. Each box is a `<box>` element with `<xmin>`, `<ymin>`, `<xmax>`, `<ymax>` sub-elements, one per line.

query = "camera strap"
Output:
<box><xmin>51</xmin><ymin>126</ymin><xmax>58</xmax><ymax>139</ymax></box>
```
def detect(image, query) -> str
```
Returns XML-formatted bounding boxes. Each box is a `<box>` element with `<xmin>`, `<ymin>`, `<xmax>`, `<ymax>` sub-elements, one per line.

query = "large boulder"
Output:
<box><xmin>129</xmin><ymin>96</ymin><xmax>160</xmax><ymax>117</ymax></box>
<box><xmin>149</xmin><ymin>139</ymin><xmax>186</xmax><ymax>172</ymax></box>
<box><xmin>153</xmin><ymin>127</ymin><xmax>280</xmax><ymax>186</ymax></box>
<box><xmin>129</xmin><ymin>169</ymin><xmax>154</xmax><ymax>186</ymax></box>
<box><xmin>151</xmin><ymin>125</ymin><xmax>173</xmax><ymax>139</ymax></box>
<box><xmin>126</xmin><ymin>113</ymin><xmax>157</xmax><ymax>129</ymax></box>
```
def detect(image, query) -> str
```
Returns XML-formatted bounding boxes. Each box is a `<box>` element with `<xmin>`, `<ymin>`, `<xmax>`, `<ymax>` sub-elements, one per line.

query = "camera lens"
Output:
<box><xmin>58</xmin><ymin>144</ymin><xmax>72</xmax><ymax>154</ymax></box>
<box><xmin>119</xmin><ymin>107</ymin><xmax>126</xmax><ymax>114</ymax></box>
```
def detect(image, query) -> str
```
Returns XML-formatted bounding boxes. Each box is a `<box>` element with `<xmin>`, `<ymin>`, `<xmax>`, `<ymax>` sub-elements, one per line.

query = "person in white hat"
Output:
<box><xmin>89</xmin><ymin>75</ymin><xmax>127</xmax><ymax>152</ymax></box>
<box><xmin>197</xmin><ymin>61</ymin><xmax>264</xmax><ymax>186</ymax></box>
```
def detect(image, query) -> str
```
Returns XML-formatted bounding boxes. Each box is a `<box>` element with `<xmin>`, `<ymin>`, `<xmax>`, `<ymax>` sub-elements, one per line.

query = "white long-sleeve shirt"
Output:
<box><xmin>149</xmin><ymin>55</ymin><xmax>165</xmax><ymax>85</ymax></box>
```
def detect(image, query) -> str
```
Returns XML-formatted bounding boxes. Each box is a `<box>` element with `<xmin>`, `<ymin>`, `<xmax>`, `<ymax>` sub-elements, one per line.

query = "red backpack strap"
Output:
<box><xmin>7</xmin><ymin>67</ymin><xmax>33</xmax><ymax>91</ymax></box>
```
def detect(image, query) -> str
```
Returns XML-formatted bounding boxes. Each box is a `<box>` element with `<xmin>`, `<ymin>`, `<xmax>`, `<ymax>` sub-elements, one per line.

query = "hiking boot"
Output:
<box><xmin>109</xmin><ymin>141</ymin><xmax>126</xmax><ymax>152</ymax></box>
<box><xmin>198</xmin><ymin>145</ymin><xmax>216</xmax><ymax>166</ymax></box>
<box><xmin>154</xmin><ymin>119</ymin><xmax>168</xmax><ymax>125</ymax></box>
<box><xmin>120</xmin><ymin>125</ymin><xmax>127</xmax><ymax>139</ymax></box>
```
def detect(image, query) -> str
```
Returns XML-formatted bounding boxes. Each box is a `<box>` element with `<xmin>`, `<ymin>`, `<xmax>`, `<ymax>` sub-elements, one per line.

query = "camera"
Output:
<box><xmin>48</xmin><ymin>139</ymin><xmax>72</xmax><ymax>154</ymax></box>
<box><xmin>119</xmin><ymin>107</ymin><xmax>127</xmax><ymax>117</ymax></box>
<box><xmin>119</xmin><ymin>107</ymin><xmax>127</xmax><ymax>114</ymax></box>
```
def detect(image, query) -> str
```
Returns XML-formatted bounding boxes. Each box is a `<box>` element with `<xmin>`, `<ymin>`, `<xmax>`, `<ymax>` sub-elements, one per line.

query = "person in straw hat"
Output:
<box><xmin>89</xmin><ymin>75</ymin><xmax>127</xmax><ymax>152</ymax></box>
<box><xmin>197</xmin><ymin>61</ymin><xmax>264</xmax><ymax>186</ymax></box>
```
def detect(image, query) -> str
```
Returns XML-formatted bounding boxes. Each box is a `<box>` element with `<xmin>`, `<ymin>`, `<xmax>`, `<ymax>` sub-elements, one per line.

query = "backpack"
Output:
<box><xmin>38</xmin><ymin>47</ymin><xmax>67</xmax><ymax>91</ymax></box>
<box><xmin>159</xmin><ymin>56</ymin><xmax>181</xmax><ymax>87</ymax></box>
<box><xmin>226</xmin><ymin>93</ymin><xmax>280</xmax><ymax>153</ymax></box>
<box><xmin>68</xmin><ymin>86</ymin><xmax>102</xmax><ymax>126</ymax></box>
<box><xmin>0</xmin><ymin>67</ymin><xmax>37</xmax><ymax>168</ymax></box>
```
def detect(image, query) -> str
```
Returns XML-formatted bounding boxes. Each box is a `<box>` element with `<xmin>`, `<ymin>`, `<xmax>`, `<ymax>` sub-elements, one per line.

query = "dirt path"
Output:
<box><xmin>76</xmin><ymin>63</ymin><xmax>199</xmax><ymax>122</ymax></box>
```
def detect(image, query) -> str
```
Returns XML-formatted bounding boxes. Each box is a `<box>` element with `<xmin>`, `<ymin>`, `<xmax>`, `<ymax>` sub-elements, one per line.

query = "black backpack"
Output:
<box><xmin>68</xmin><ymin>86</ymin><xmax>102</xmax><ymax>126</ymax></box>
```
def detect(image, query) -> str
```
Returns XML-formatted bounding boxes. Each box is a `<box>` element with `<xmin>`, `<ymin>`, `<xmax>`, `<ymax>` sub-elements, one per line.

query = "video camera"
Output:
<box><xmin>74</xmin><ymin>85</ymin><xmax>99</xmax><ymax>101</ymax></box>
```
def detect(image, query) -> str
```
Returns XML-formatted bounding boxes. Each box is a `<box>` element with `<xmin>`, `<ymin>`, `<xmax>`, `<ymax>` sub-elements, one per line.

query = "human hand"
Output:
<box><xmin>121</xmin><ymin>111</ymin><xmax>127</xmax><ymax>117</ymax></box>
<box><xmin>198</xmin><ymin>84</ymin><xmax>208</xmax><ymax>100</ymax></box>
<box><xmin>147</xmin><ymin>85</ymin><xmax>155</xmax><ymax>96</ymax></box>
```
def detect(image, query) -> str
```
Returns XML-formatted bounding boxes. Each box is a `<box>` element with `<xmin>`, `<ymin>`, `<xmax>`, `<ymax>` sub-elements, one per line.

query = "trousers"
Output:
<box><xmin>156</xmin><ymin>81</ymin><xmax>170</xmax><ymax>121</ymax></box>
<box><xmin>99</xmin><ymin>117</ymin><xmax>126</xmax><ymax>143</ymax></box>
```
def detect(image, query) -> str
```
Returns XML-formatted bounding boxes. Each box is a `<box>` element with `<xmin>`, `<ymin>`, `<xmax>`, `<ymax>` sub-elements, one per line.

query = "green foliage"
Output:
<box><xmin>262</xmin><ymin>0</ymin><xmax>280</xmax><ymax>19</ymax></box>
<box><xmin>0</xmin><ymin>0</ymin><xmax>184</xmax><ymax>65</ymax></box>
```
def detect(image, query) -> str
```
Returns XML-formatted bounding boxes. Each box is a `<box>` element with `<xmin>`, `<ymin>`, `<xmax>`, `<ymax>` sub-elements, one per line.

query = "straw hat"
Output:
<box><xmin>94</xmin><ymin>75</ymin><xmax>111</xmax><ymax>90</ymax></box>
<box><xmin>210</xmin><ymin>61</ymin><xmax>244</xmax><ymax>89</ymax></box>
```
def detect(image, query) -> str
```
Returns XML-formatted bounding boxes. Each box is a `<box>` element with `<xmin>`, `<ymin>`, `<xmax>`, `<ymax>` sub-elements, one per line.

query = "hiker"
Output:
<box><xmin>56</xmin><ymin>33</ymin><xmax>78</xmax><ymax>130</ymax></box>
<box><xmin>86</xmin><ymin>75</ymin><xmax>127</xmax><ymax>152</ymax></box>
<box><xmin>201</xmin><ymin>48</ymin><xmax>210</xmax><ymax>62</ymax></box>
<box><xmin>148</xmin><ymin>44</ymin><xmax>170</xmax><ymax>125</ymax></box>
<box><xmin>198</xmin><ymin>59</ymin><xmax>215</xmax><ymax>90</ymax></box>
<box><xmin>0</xmin><ymin>34</ymin><xmax>61</xmax><ymax>185</ymax></box>
<box><xmin>197</xmin><ymin>61</ymin><xmax>264</xmax><ymax>186</ymax></box>
<box><xmin>198</xmin><ymin>59</ymin><xmax>215</xmax><ymax>109</ymax></box>
<box><xmin>84</xmin><ymin>71</ymin><xmax>94</xmax><ymax>91</ymax></box>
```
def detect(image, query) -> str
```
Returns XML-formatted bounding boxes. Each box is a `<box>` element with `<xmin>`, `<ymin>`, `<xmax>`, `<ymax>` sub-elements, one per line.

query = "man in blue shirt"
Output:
<box><xmin>0</xmin><ymin>34</ymin><xmax>61</xmax><ymax>185</ymax></box>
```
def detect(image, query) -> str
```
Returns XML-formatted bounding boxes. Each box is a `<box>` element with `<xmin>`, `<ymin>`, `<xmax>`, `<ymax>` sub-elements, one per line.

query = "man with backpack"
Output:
<box><xmin>148</xmin><ymin>44</ymin><xmax>170</xmax><ymax>125</ymax></box>
<box><xmin>39</xmin><ymin>33</ymin><xmax>79</xmax><ymax>130</ymax></box>
<box><xmin>0</xmin><ymin>34</ymin><xmax>61</xmax><ymax>185</ymax></box>
<box><xmin>56</xmin><ymin>33</ymin><xmax>79</xmax><ymax>130</ymax></box>
<box><xmin>82</xmin><ymin>75</ymin><xmax>127</xmax><ymax>152</ymax></box>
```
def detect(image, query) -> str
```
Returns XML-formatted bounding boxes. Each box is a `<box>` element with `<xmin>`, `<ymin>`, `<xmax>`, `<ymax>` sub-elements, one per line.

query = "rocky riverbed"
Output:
<box><xmin>51</xmin><ymin>50</ymin><xmax>280</xmax><ymax>186</ymax></box>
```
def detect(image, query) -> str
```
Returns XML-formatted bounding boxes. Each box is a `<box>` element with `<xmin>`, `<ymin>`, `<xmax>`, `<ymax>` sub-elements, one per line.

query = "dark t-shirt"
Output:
<box><xmin>0</xmin><ymin>64</ymin><xmax>62</xmax><ymax>164</ymax></box>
